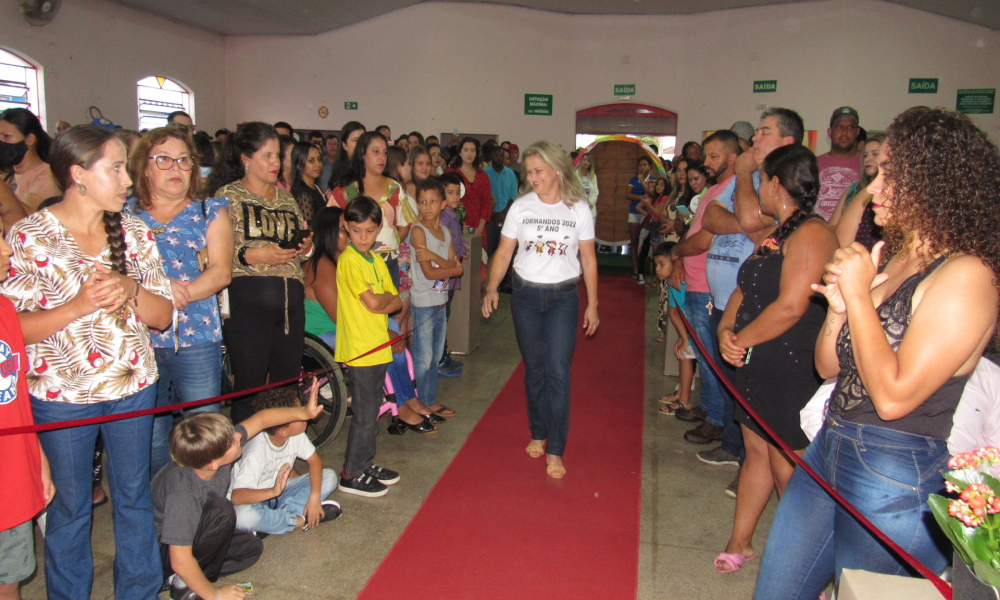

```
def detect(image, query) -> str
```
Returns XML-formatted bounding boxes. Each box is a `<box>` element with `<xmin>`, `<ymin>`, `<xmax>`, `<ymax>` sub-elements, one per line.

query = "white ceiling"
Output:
<box><xmin>104</xmin><ymin>0</ymin><xmax>1000</xmax><ymax>35</ymax></box>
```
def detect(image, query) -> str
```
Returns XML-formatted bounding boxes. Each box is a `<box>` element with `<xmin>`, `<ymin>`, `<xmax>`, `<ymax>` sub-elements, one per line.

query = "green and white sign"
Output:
<box><xmin>956</xmin><ymin>89</ymin><xmax>995</xmax><ymax>114</ymax></box>
<box><xmin>909</xmin><ymin>78</ymin><xmax>938</xmax><ymax>93</ymax></box>
<box><xmin>614</xmin><ymin>84</ymin><xmax>636</xmax><ymax>96</ymax></box>
<box><xmin>344</xmin><ymin>101</ymin><xmax>358</xmax><ymax>110</ymax></box>
<box><xmin>524</xmin><ymin>94</ymin><xmax>553</xmax><ymax>116</ymax></box>
<box><xmin>753</xmin><ymin>80</ymin><xmax>777</xmax><ymax>93</ymax></box>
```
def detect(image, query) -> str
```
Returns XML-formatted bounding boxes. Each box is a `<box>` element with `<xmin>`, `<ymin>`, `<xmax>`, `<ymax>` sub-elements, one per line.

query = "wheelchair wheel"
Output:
<box><xmin>300</xmin><ymin>333</ymin><xmax>348</xmax><ymax>451</ymax></box>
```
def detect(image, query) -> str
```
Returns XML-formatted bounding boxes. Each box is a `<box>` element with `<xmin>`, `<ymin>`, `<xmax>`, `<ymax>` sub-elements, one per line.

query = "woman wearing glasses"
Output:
<box><xmin>124</xmin><ymin>125</ymin><xmax>234</xmax><ymax>478</ymax></box>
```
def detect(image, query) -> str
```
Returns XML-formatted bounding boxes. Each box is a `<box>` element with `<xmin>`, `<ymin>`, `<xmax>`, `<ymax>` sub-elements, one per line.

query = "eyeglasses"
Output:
<box><xmin>149</xmin><ymin>155</ymin><xmax>195</xmax><ymax>171</ymax></box>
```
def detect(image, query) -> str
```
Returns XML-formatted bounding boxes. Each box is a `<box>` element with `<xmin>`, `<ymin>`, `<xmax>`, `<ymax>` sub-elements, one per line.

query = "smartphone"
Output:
<box><xmin>676</xmin><ymin>206</ymin><xmax>692</xmax><ymax>217</ymax></box>
<box><xmin>278</xmin><ymin>229</ymin><xmax>309</xmax><ymax>250</ymax></box>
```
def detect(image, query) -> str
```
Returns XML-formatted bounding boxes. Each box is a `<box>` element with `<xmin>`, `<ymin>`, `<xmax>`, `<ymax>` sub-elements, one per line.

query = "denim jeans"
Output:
<box><xmin>234</xmin><ymin>469</ymin><xmax>338</xmax><ymax>534</ymax></box>
<box><xmin>33</xmin><ymin>387</ymin><xmax>162</xmax><ymax>600</ymax></box>
<box><xmin>684</xmin><ymin>291</ymin><xmax>725</xmax><ymax>426</ymax></box>
<box><xmin>386</xmin><ymin>318</ymin><xmax>417</xmax><ymax>406</ymax></box>
<box><xmin>710</xmin><ymin>308</ymin><xmax>745</xmax><ymax>462</ymax></box>
<box><xmin>151</xmin><ymin>342</ymin><xmax>222</xmax><ymax>479</ymax></box>
<box><xmin>510</xmin><ymin>274</ymin><xmax>579</xmax><ymax>457</ymax></box>
<box><xmin>754</xmin><ymin>416</ymin><xmax>951</xmax><ymax>600</ymax></box>
<box><xmin>343</xmin><ymin>363</ymin><xmax>389</xmax><ymax>479</ymax></box>
<box><xmin>411</xmin><ymin>304</ymin><xmax>447</xmax><ymax>407</ymax></box>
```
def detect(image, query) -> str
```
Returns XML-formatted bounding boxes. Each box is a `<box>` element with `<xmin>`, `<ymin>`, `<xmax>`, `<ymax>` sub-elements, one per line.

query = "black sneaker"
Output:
<box><xmin>339</xmin><ymin>471</ymin><xmax>388</xmax><ymax>498</ymax></box>
<box><xmin>321</xmin><ymin>500</ymin><xmax>342</xmax><ymax>522</ymax></box>
<box><xmin>364</xmin><ymin>464</ymin><xmax>400</xmax><ymax>485</ymax></box>
<box><xmin>444</xmin><ymin>355</ymin><xmax>464</xmax><ymax>369</ymax></box>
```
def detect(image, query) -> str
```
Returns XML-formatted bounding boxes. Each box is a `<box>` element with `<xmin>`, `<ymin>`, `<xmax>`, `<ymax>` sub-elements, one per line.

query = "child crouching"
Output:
<box><xmin>231</xmin><ymin>384</ymin><xmax>341</xmax><ymax>536</ymax></box>
<box><xmin>152</xmin><ymin>382</ymin><xmax>323</xmax><ymax>600</ymax></box>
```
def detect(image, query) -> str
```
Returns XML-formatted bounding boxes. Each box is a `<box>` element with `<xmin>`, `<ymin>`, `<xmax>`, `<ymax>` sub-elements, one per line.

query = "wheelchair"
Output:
<box><xmin>299</xmin><ymin>333</ymin><xmax>349</xmax><ymax>450</ymax></box>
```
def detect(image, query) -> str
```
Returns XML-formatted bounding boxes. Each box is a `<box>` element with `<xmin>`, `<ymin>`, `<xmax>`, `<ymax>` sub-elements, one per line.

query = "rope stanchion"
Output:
<box><xmin>0</xmin><ymin>304</ymin><xmax>446</xmax><ymax>438</ymax></box>
<box><xmin>676</xmin><ymin>310</ymin><xmax>952</xmax><ymax>599</ymax></box>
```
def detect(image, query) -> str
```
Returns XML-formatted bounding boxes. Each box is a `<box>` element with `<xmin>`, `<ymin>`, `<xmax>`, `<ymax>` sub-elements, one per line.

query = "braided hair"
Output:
<box><xmin>50</xmin><ymin>125</ymin><xmax>129</xmax><ymax>274</ymax></box>
<box><xmin>760</xmin><ymin>144</ymin><xmax>819</xmax><ymax>248</ymax></box>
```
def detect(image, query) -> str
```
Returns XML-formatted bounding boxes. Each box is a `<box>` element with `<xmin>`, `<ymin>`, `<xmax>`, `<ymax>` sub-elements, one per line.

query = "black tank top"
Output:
<box><xmin>829</xmin><ymin>256</ymin><xmax>969</xmax><ymax>439</ymax></box>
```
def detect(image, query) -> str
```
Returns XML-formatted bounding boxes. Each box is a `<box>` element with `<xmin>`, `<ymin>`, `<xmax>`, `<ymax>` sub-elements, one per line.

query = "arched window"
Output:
<box><xmin>0</xmin><ymin>48</ymin><xmax>42</xmax><ymax>117</ymax></box>
<box><xmin>137</xmin><ymin>76</ymin><xmax>192</xmax><ymax>130</ymax></box>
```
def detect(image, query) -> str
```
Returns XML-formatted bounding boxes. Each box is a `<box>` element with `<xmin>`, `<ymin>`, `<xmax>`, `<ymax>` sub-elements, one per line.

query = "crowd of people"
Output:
<box><xmin>0</xmin><ymin>105</ymin><xmax>601</xmax><ymax>599</ymax></box>
<box><xmin>648</xmin><ymin>105</ymin><xmax>1000</xmax><ymax>599</ymax></box>
<box><xmin>1</xmin><ymin>99</ymin><xmax>999</xmax><ymax>600</ymax></box>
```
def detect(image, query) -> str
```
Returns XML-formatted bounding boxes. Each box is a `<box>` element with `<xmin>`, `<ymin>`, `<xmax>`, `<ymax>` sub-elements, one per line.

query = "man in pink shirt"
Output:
<box><xmin>815</xmin><ymin>106</ymin><xmax>861</xmax><ymax>220</ymax></box>
<box><xmin>668</xmin><ymin>166</ymin><xmax>733</xmax><ymax>443</ymax></box>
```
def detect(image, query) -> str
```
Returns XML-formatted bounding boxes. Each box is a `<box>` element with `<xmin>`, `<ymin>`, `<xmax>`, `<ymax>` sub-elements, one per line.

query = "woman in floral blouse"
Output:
<box><xmin>207</xmin><ymin>122</ymin><xmax>312</xmax><ymax>424</ymax></box>
<box><xmin>124</xmin><ymin>125</ymin><xmax>234</xmax><ymax>478</ymax></box>
<box><xmin>3</xmin><ymin>125</ymin><xmax>172</xmax><ymax>599</ymax></box>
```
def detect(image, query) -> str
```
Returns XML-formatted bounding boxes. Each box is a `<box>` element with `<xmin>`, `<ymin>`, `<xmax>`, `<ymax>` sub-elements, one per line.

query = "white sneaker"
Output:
<box><xmin>637</xmin><ymin>274</ymin><xmax>645</xmax><ymax>285</ymax></box>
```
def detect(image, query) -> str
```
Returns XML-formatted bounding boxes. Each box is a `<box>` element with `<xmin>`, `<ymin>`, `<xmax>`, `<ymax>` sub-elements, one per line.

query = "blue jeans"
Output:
<box><xmin>684</xmin><ymin>291</ymin><xmax>725</xmax><ymax>426</ymax></box>
<box><xmin>234</xmin><ymin>469</ymin><xmax>338</xmax><ymax>534</ymax></box>
<box><xmin>33</xmin><ymin>387</ymin><xmax>162</xmax><ymax>600</ymax></box>
<box><xmin>151</xmin><ymin>342</ymin><xmax>222</xmax><ymax>479</ymax></box>
<box><xmin>386</xmin><ymin>318</ymin><xmax>417</xmax><ymax>406</ymax></box>
<box><xmin>510</xmin><ymin>275</ymin><xmax>579</xmax><ymax>457</ymax></box>
<box><xmin>754</xmin><ymin>416</ymin><xmax>950</xmax><ymax>600</ymax></box>
<box><xmin>412</xmin><ymin>304</ymin><xmax>447</xmax><ymax>407</ymax></box>
<box><xmin>710</xmin><ymin>308</ymin><xmax>745</xmax><ymax>461</ymax></box>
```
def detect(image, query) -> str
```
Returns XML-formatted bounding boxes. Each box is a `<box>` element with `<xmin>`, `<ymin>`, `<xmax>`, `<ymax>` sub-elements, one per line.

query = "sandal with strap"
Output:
<box><xmin>432</xmin><ymin>405</ymin><xmax>456</xmax><ymax>418</ymax></box>
<box><xmin>659</xmin><ymin>393</ymin><xmax>680</xmax><ymax>404</ymax></box>
<box><xmin>658</xmin><ymin>400</ymin><xmax>684</xmax><ymax>416</ymax></box>
<box><xmin>714</xmin><ymin>552</ymin><xmax>754</xmax><ymax>573</ymax></box>
<box><xmin>546</xmin><ymin>463</ymin><xmax>566</xmax><ymax>479</ymax></box>
<box><xmin>525</xmin><ymin>441</ymin><xmax>545</xmax><ymax>459</ymax></box>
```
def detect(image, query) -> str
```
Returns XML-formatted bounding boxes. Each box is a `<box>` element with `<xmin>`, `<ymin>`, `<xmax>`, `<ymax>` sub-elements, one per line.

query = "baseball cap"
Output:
<box><xmin>730</xmin><ymin>121</ymin><xmax>755</xmax><ymax>143</ymax></box>
<box><xmin>508</xmin><ymin>143</ymin><xmax>519</xmax><ymax>153</ymax></box>
<box><xmin>90</xmin><ymin>117</ymin><xmax>116</xmax><ymax>130</ymax></box>
<box><xmin>829</xmin><ymin>107</ymin><xmax>859</xmax><ymax>128</ymax></box>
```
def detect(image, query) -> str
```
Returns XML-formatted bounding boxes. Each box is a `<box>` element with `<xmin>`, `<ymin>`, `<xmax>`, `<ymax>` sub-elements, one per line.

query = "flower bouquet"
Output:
<box><xmin>928</xmin><ymin>447</ymin><xmax>1000</xmax><ymax>593</ymax></box>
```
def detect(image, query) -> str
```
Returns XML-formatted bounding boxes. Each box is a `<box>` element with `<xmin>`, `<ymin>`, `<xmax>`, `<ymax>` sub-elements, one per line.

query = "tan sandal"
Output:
<box><xmin>525</xmin><ymin>441</ymin><xmax>545</xmax><ymax>459</ymax></box>
<box><xmin>546</xmin><ymin>463</ymin><xmax>566</xmax><ymax>479</ymax></box>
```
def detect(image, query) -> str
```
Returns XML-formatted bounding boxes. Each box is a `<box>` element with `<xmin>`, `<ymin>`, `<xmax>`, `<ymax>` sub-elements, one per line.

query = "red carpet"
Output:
<box><xmin>358</xmin><ymin>274</ymin><xmax>646</xmax><ymax>600</ymax></box>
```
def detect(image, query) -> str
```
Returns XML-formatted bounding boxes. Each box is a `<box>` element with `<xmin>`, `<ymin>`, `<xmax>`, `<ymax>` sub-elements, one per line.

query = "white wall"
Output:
<box><xmin>225</xmin><ymin>0</ymin><xmax>1000</xmax><ymax>150</ymax></box>
<box><xmin>0</xmin><ymin>0</ymin><xmax>226</xmax><ymax>133</ymax></box>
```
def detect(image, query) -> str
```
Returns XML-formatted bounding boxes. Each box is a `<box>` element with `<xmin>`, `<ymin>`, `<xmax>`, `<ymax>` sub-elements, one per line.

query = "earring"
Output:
<box><xmin>76</xmin><ymin>181</ymin><xmax>87</xmax><ymax>196</ymax></box>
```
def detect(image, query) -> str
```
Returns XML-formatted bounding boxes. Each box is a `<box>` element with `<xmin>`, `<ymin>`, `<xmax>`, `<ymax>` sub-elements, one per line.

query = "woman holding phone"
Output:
<box><xmin>207</xmin><ymin>122</ymin><xmax>312</xmax><ymax>424</ymax></box>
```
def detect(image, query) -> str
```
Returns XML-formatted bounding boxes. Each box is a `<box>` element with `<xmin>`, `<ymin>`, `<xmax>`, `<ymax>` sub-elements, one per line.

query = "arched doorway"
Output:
<box><xmin>575</xmin><ymin>104</ymin><xmax>677</xmax><ymax>245</ymax></box>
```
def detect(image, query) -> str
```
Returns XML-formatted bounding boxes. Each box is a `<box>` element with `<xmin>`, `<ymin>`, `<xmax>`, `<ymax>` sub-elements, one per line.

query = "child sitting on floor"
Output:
<box><xmin>152</xmin><ymin>381</ymin><xmax>323</xmax><ymax>600</ymax></box>
<box><xmin>231</xmin><ymin>385</ymin><xmax>341</xmax><ymax>536</ymax></box>
<box><xmin>652</xmin><ymin>242</ymin><xmax>696</xmax><ymax>415</ymax></box>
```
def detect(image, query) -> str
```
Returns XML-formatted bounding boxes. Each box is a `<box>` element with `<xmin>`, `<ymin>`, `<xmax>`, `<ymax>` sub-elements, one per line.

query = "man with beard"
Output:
<box><xmin>670</xmin><ymin>131</ymin><xmax>741</xmax><ymax>448</ymax></box>
<box><xmin>814</xmin><ymin>106</ymin><xmax>861</xmax><ymax>220</ymax></box>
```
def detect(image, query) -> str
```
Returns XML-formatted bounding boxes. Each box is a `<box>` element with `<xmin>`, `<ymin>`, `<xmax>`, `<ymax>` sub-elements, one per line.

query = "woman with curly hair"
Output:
<box><xmin>754</xmin><ymin>107</ymin><xmax>1000</xmax><ymax>599</ymax></box>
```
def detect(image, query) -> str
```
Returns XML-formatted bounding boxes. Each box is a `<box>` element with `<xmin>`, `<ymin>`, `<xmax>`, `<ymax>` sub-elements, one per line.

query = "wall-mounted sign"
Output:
<box><xmin>753</xmin><ymin>80</ymin><xmax>777</xmax><ymax>93</ymax></box>
<box><xmin>956</xmin><ymin>89</ymin><xmax>995</xmax><ymax>114</ymax></box>
<box><xmin>524</xmin><ymin>94</ymin><xmax>553</xmax><ymax>116</ymax></box>
<box><xmin>318</xmin><ymin>106</ymin><xmax>329</xmax><ymax>118</ymax></box>
<box><xmin>909</xmin><ymin>78</ymin><xmax>938</xmax><ymax>94</ymax></box>
<box><xmin>614</xmin><ymin>84</ymin><xmax>636</xmax><ymax>96</ymax></box>
<box><xmin>344</xmin><ymin>101</ymin><xmax>358</xmax><ymax>110</ymax></box>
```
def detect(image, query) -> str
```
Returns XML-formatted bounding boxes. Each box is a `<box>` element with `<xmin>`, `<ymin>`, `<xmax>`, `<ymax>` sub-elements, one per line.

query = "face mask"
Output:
<box><xmin>0</xmin><ymin>141</ymin><xmax>28</xmax><ymax>170</ymax></box>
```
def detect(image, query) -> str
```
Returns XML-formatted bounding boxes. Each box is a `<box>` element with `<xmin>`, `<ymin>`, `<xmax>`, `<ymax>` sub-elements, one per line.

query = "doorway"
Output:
<box><xmin>574</xmin><ymin>104</ymin><xmax>678</xmax><ymax>247</ymax></box>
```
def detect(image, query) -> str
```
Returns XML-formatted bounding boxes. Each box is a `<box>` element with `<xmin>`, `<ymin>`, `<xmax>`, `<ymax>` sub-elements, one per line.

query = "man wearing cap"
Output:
<box><xmin>731</xmin><ymin>121</ymin><xmax>754</xmax><ymax>152</ymax></box>
<box><xmin>815</xmin><ymin>106</ymin><xmax>861</xmax><ymax>221</ymax></box>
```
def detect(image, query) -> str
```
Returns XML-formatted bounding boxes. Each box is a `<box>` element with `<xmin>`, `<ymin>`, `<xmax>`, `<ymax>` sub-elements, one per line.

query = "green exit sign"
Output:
<box><xmin>909</xmin><ymin>78</ymin><xmax>938</xmax><ymax>93</ymax></box>
<box><xmin>614</xmin><ymin>84</ymin><xmax>636</xmax><ymax>96</ymax></box>
<box><xmin>344</xmin><ymin>101</ymin><xmax>358</xmax><ymax>110</ymax></box>
<box><xmin>753</xmin><ymin>80</ymin><xmax>777</xmax><ymax>93</ymax></box>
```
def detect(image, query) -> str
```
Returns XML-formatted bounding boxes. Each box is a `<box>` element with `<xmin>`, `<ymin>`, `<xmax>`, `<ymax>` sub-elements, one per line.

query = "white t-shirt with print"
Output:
<box><xmin>230</xmin><ymin>432</ymin><xmax>317</xmax><ymax>494</ymax></box>
<box><xmin>501</xmin><ymin>192</ymin><xmax>595</xmax><ymax>284</ymax></box>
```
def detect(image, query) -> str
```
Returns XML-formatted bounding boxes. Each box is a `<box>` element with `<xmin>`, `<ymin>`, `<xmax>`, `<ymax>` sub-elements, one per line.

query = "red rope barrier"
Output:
<box><xmin>0</xmin><ymin>304</ymin><xmax>445</xmax><ymax>437</ymax></box>
<box><xmin>676</xmin><ymin>310</ymin><xmax>952</xmax><ymax>599</ymax></box>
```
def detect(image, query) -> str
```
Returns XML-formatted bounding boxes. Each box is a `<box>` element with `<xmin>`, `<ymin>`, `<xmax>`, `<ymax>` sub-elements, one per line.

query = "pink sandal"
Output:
<box><xmin>714</xmin><ymin>552</ymin><xmax>753</xmax><ymax>573</ymax></box>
